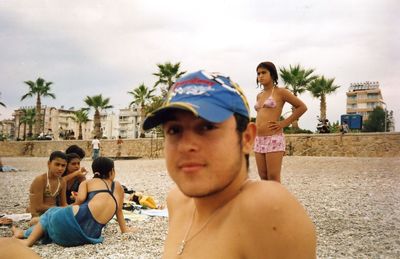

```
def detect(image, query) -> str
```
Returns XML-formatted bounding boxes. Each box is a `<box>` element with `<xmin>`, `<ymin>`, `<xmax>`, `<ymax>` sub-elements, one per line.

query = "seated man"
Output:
<box><xmin>26</xmin><ymin>151</ymin><xmax>68</xmax><ymax>217</ymax></box>
<box><xmin>143</xmin><ymin>70</ymin><xmax>316</xmax><ymax>258</ymax></box>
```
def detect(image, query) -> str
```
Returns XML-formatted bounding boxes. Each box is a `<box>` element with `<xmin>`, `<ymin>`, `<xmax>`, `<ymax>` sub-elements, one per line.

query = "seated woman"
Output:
<box><xmin>26</xmin><ymin>151</ymin><xmax>68</xmax><ymax>218</ymax></box>
<box><xmin>62</xmin><ymin>153</ymin><xmax>88</xmax><ymax>204</ymax></box>
<box><xmin>13</xmin><ymin>157</ymin><xmax>133</xmax><ymax>247</ymax></box>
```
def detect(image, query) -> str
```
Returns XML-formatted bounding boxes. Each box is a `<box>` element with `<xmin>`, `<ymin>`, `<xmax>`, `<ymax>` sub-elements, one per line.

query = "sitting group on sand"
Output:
<box><xmin>1</xmin><ymin>68</ymin><xmax>317</xmax><ymax>258</ymax></box>
<box><xmin>11</xmin><ymin>145</ymin><xmax>134</xmax><ymax>248</ymax></box>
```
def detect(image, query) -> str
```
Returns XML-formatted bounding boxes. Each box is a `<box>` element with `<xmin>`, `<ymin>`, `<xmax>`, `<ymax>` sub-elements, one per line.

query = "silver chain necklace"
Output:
<box><xmin>177</xmin><ymin>179</ymin><xmax>251</xmax><ymax>255</ymax></box>
<box><xmin>177</xmin><ymin>206</ymin><xmax>220</xmax><ymax>255</ymax></box>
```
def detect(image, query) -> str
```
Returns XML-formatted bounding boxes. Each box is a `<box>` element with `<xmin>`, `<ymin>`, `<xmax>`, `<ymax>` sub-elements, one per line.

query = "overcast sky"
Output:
<box><xmin>0</xmin><ymin>0</ymin><xmax>399</xmax><ymax>131</ymax></box>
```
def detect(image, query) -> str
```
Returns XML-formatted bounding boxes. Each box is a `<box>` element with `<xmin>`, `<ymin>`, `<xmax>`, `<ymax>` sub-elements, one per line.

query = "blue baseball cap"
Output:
<box><xmin>142</xmin><ymin>70</ymin><xmax>250</xmax><ymax>131</ymax></box>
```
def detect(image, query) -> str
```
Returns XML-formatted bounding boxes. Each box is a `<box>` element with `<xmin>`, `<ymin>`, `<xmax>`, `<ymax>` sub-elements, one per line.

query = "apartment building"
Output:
<box><xmin>0</xmin><ymin>119</ymin><xmax>15</xmax><ymax>139</ymax></box>
<box><xmin>346</xmin><ymin>81</ymin><xmax>384</xmax><ymax>121</ymax></box>
<box><xmin>52</xmin><ymin>107</ymin><xmax>93</xmax><ymax>140</ymax></box>
<box><xmin>100</xmin><ymin>111</ymin><xmax>119</xmax><ymax>139</ymax></box>
<box><xmin>118</xmin><ymin>107</ymin><xmax>140</xmax><ymax>139</ymax></box>
<box><xmin>2</xmin><ymin>105</ymin><xmax>144</xmax><ymax>140</ymax></box>
<box><xmin>11</xmin><ymin>106</ymin><xmax>93</xmax><ymax>140</ymax></box>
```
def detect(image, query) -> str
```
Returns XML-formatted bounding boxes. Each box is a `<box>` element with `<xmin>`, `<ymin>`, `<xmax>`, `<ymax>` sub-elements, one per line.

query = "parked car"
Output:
<box><xmin>37</xmin><ymin>133</ymin><xmax>54</xmax><ymax>140</ymax></box>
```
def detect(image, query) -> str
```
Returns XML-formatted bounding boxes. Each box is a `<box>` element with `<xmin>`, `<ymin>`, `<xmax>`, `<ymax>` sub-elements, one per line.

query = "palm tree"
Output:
<box><xmin>20</xmin><ymin>108</ymin><xmax>36</xmax><ymax>139</ymax></box>
<box><xmin>21</xmin><ymin>78</ymin><xmax>55</xmax><ymax>137</ymax></box>
<box><xmin>84</xmin><ymin>95</ymin><xmax>113</xmax><ymax>138</ymax></box>
<box><xmin>153</xmin><ymin>62</ymin><xmax>186</xmax><ymax>97</ymax></box>
<box><xmin>308</xmin><ymin>76</ymin><xmax>340</xmax><ymax>121</ymax></box>
<box><xmin>144</xmin><ymin>96</ymin><xmax>165</xmax><ymax>115</ymax></box>
<box><xmin>72</xmin><ymin>109</ymin><xmax>89</xmax><ymax>140</ymax></box>
<box><xmin>280</xmin><ymin>64</ymin><xmax>317</xmax><ymax>129</ymax></box>
<box><xmin>128</xmin><ymin>83</ymin><xmax>155</xmax><ymax>137</ymax></box>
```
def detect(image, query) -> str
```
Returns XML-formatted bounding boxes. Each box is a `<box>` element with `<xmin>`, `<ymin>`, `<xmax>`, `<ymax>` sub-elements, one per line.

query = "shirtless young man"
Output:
<box><xmin>143</xmin><ymin>70</ymin><xmax>316</xmax><ymax>258</ymax></box>
<box><xmin>27</xmin><ymin>151</ymin><xmax>68</xmax><ymax>217</ymax></box>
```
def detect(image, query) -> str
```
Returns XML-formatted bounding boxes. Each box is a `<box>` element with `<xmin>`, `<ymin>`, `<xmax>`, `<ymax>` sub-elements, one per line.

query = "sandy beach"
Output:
<box><xmin>1</xmin><ymin>156</ymin><xmax>399</xmax><ymax>258</ymax></box>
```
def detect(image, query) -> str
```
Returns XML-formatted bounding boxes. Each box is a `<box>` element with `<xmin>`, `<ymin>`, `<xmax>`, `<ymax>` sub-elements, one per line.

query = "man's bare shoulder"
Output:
<box><xmin>30</xmin><ymin>173</ymin><xmax>46</xmax><ymax>187</ymax></box>
<box><xmin>235</xmin><ymin>180</ymin><xmax>316</xmax><ymax>258</ymax></box>
<box><xmin>238</xmin><ymin>180</ymin><xmax>308</xmax><ymax>219</ymax></box>
<box><xmin>28</xmin><ymin>174</ymin><xmax>46</xmax><ymax>194</ymax></box>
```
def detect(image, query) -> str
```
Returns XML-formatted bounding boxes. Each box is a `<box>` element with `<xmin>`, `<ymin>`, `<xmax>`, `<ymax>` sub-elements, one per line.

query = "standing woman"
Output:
<box><xmin>254</xmin><ymin>61</ymin><xmax>307</xmax><ymax>182</ymax></box>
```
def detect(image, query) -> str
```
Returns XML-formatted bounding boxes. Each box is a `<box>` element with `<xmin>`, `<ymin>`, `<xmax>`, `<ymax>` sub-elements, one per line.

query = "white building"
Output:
<box><xmin>118</xmin><ymin>107</ymin><xmax>141</xmax><ymax>139</ymax></box>
<box><xmin>100</xmin><ymin>111</ymin><xmax>119</xmax><ymax>139</ymax></box>
<box><xmin>5</xmin><ymin>106</ymin><xmax>145</xmax><ymax>140</ymax></box>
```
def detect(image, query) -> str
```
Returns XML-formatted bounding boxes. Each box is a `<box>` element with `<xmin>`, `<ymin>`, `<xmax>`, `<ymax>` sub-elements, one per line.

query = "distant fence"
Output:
<box><xmin>0</xmin><ymin>132</ymin><xmax>399</xmax><ymax>158</ymax></box>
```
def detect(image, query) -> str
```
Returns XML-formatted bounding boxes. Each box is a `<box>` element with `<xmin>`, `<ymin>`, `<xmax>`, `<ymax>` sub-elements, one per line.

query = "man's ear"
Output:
<box><xmin>241</xmin><ymin>122</ymin><xmax>256</xmax><ymax>154</ymax></box>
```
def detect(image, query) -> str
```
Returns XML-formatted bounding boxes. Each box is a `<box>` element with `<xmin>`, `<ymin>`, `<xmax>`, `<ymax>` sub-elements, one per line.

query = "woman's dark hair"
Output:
<box><xmin>67</xmin><ymin>152</ymin><xmax>81</xmax><ymax>163</ymax></box>
<box><xmin>92</xmin><ymin>157</ymin><xmax>114</xmax><ymax>179</ymax></box>
<box><xmin>234</xmin><ymin>113</ymin><xmax>250</xmax><ymax>170</ymax></box>
<box><xmin>256</xmin><ymin>61</ymin><xmax>278</xmax><ymax>86</ymax></box>
<box><xmin>62</xmin><ymin>152</ymin><xmax>81</xmax><ymax>176</ymax></box>
<box><xmin>65</xmin><ymin>145</ymin><xmax>85</xmax><ymax>159</ymax></box>
<box><xmin>49</xmin><ymin>151</ymin><xmax>67</xmax><ymax>162</ymax></box>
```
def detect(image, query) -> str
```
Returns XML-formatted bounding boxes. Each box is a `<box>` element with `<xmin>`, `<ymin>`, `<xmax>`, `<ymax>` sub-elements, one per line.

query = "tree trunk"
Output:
<box><xmin>28</xmin><ymin>124</ymin><xmax>33</xmax><ymax>138</ymax></box>
<box><xmin>291</xmin><ymin>105</ymin><xmax>299</xmax><ymax>129</ymax></box>
<box><xmin>78</xmin><ymin>123</ymin><xmax>83</xmax><ymax>140</ymax></box>
<box><xmin>320</xmin><ymin>94</ymin><xmax>327</xmax><ymax>121</ymax></box>
<box><xmin>23</xmin><ymin>123</ymin><xmax>27</xmax><ymax>140</ymax></box>
<box><xmin>17</xmin><ymin>122</ymin><xmax>21</xmax><ymax>140</ymax></box>
<box><xmin>139</xmin><ymin>106</ymin><xmax>145</xmax><ymax>138</ymax></box>
<box><xmin>35</xmin><ymin>95</ymin><xmax>42</xmax><ymax>138</ymax></box>
<box><xmin>94</xmin><ymin>109</ymin><xmax>101</xmax><ymax>138</ymax></box>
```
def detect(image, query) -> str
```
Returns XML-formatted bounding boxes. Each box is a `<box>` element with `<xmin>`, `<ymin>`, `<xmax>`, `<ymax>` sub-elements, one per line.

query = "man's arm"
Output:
<box><xmin>62</xmin><ymin>167</ymin><xmax>87</xmax><ymax>182</ymax></box>
<box><xmin>240</xmin><ymin>181</ymin><xmax>316</xmax><ymax>259</ymax></box>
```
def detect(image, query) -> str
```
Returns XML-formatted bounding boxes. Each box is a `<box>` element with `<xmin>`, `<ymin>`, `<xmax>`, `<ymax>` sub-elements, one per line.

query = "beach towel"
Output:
<box><xmin>141</xmin><ymin>208</ymin><xmax>168</xmax><ymax>217</ymax></box>
<box><xmin>1</xmin><ymin>213</ymin><xmax>31</xmax><ymax>222</ymax></box>
<box><xmin>113</xmin><ymin>210</ymin><xmax>149</xmax><ymax>223</ymax></box>
<box><xmin>24</xmin><ymin>206</ymin><xmax>103</xmax><ymax>247</ymax></box>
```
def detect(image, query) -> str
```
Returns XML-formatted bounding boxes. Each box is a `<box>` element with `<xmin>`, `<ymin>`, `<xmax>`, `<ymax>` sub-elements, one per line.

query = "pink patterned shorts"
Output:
<box><xmin>253</xmin><ymin>133</ymin><xmax>286</xmax><ymax>153</ymax></box>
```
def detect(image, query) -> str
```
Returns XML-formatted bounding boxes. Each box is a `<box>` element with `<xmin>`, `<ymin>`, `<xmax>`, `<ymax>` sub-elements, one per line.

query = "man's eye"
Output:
<box><xmin>165</xmin><ymin>125</ymin><xmax>181</xmax><ymax>135</ymax></box>
<box><xmin>200</xmin><ymin>123</ymin><xmax>217</xmax><ymax>132</ymax></box>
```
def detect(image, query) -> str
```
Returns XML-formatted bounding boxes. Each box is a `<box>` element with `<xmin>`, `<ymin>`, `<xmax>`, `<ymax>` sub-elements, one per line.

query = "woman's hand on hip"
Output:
<box><xmin>268</xmin><ymin>121</ymin><xmax>282</xmax><ymax>131</ymax></box>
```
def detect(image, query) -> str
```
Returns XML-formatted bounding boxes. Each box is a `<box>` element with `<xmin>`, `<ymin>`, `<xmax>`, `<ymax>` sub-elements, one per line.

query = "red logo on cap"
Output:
<box><xmin>172</xmin><ymin>78</ymin><xmax>214</xmax><ymax>91</ymax></box>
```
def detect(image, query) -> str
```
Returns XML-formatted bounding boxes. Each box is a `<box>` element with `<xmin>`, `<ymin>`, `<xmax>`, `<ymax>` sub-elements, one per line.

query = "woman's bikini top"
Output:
<box><xmin>254</xmin><ymin>87</ymin><xmax>277</xmax><ymax>111</ymax></box>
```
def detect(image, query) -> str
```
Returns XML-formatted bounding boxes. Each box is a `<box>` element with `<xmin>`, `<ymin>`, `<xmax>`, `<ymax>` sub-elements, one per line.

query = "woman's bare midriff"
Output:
<box><xmin>256</xmin><ymin>107</ymin><xmax>284</xmax><ymax>136</ymax></box>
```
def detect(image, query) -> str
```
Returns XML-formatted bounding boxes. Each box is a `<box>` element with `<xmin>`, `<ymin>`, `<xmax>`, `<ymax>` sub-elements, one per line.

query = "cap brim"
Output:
<box><xmin>142</xmin><ymin>100</ymin><xmax>233</xmax><ymax>131</ymax></box>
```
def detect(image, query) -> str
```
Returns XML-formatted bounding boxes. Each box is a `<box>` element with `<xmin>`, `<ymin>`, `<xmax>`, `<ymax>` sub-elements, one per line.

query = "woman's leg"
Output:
<box><xmin>265</xmin><ymin>151</ymin><xmax>284</xmax><ymax>183</ymax></box>
<box><xmin>21</xmin><ymin>222</ymin><xmax>45</xmax><ymax>247</ymax></box>
<box><xmin>255</xmin><ymin>152</ymin><xmax>268</xmax><ymax>180</ymax></box>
